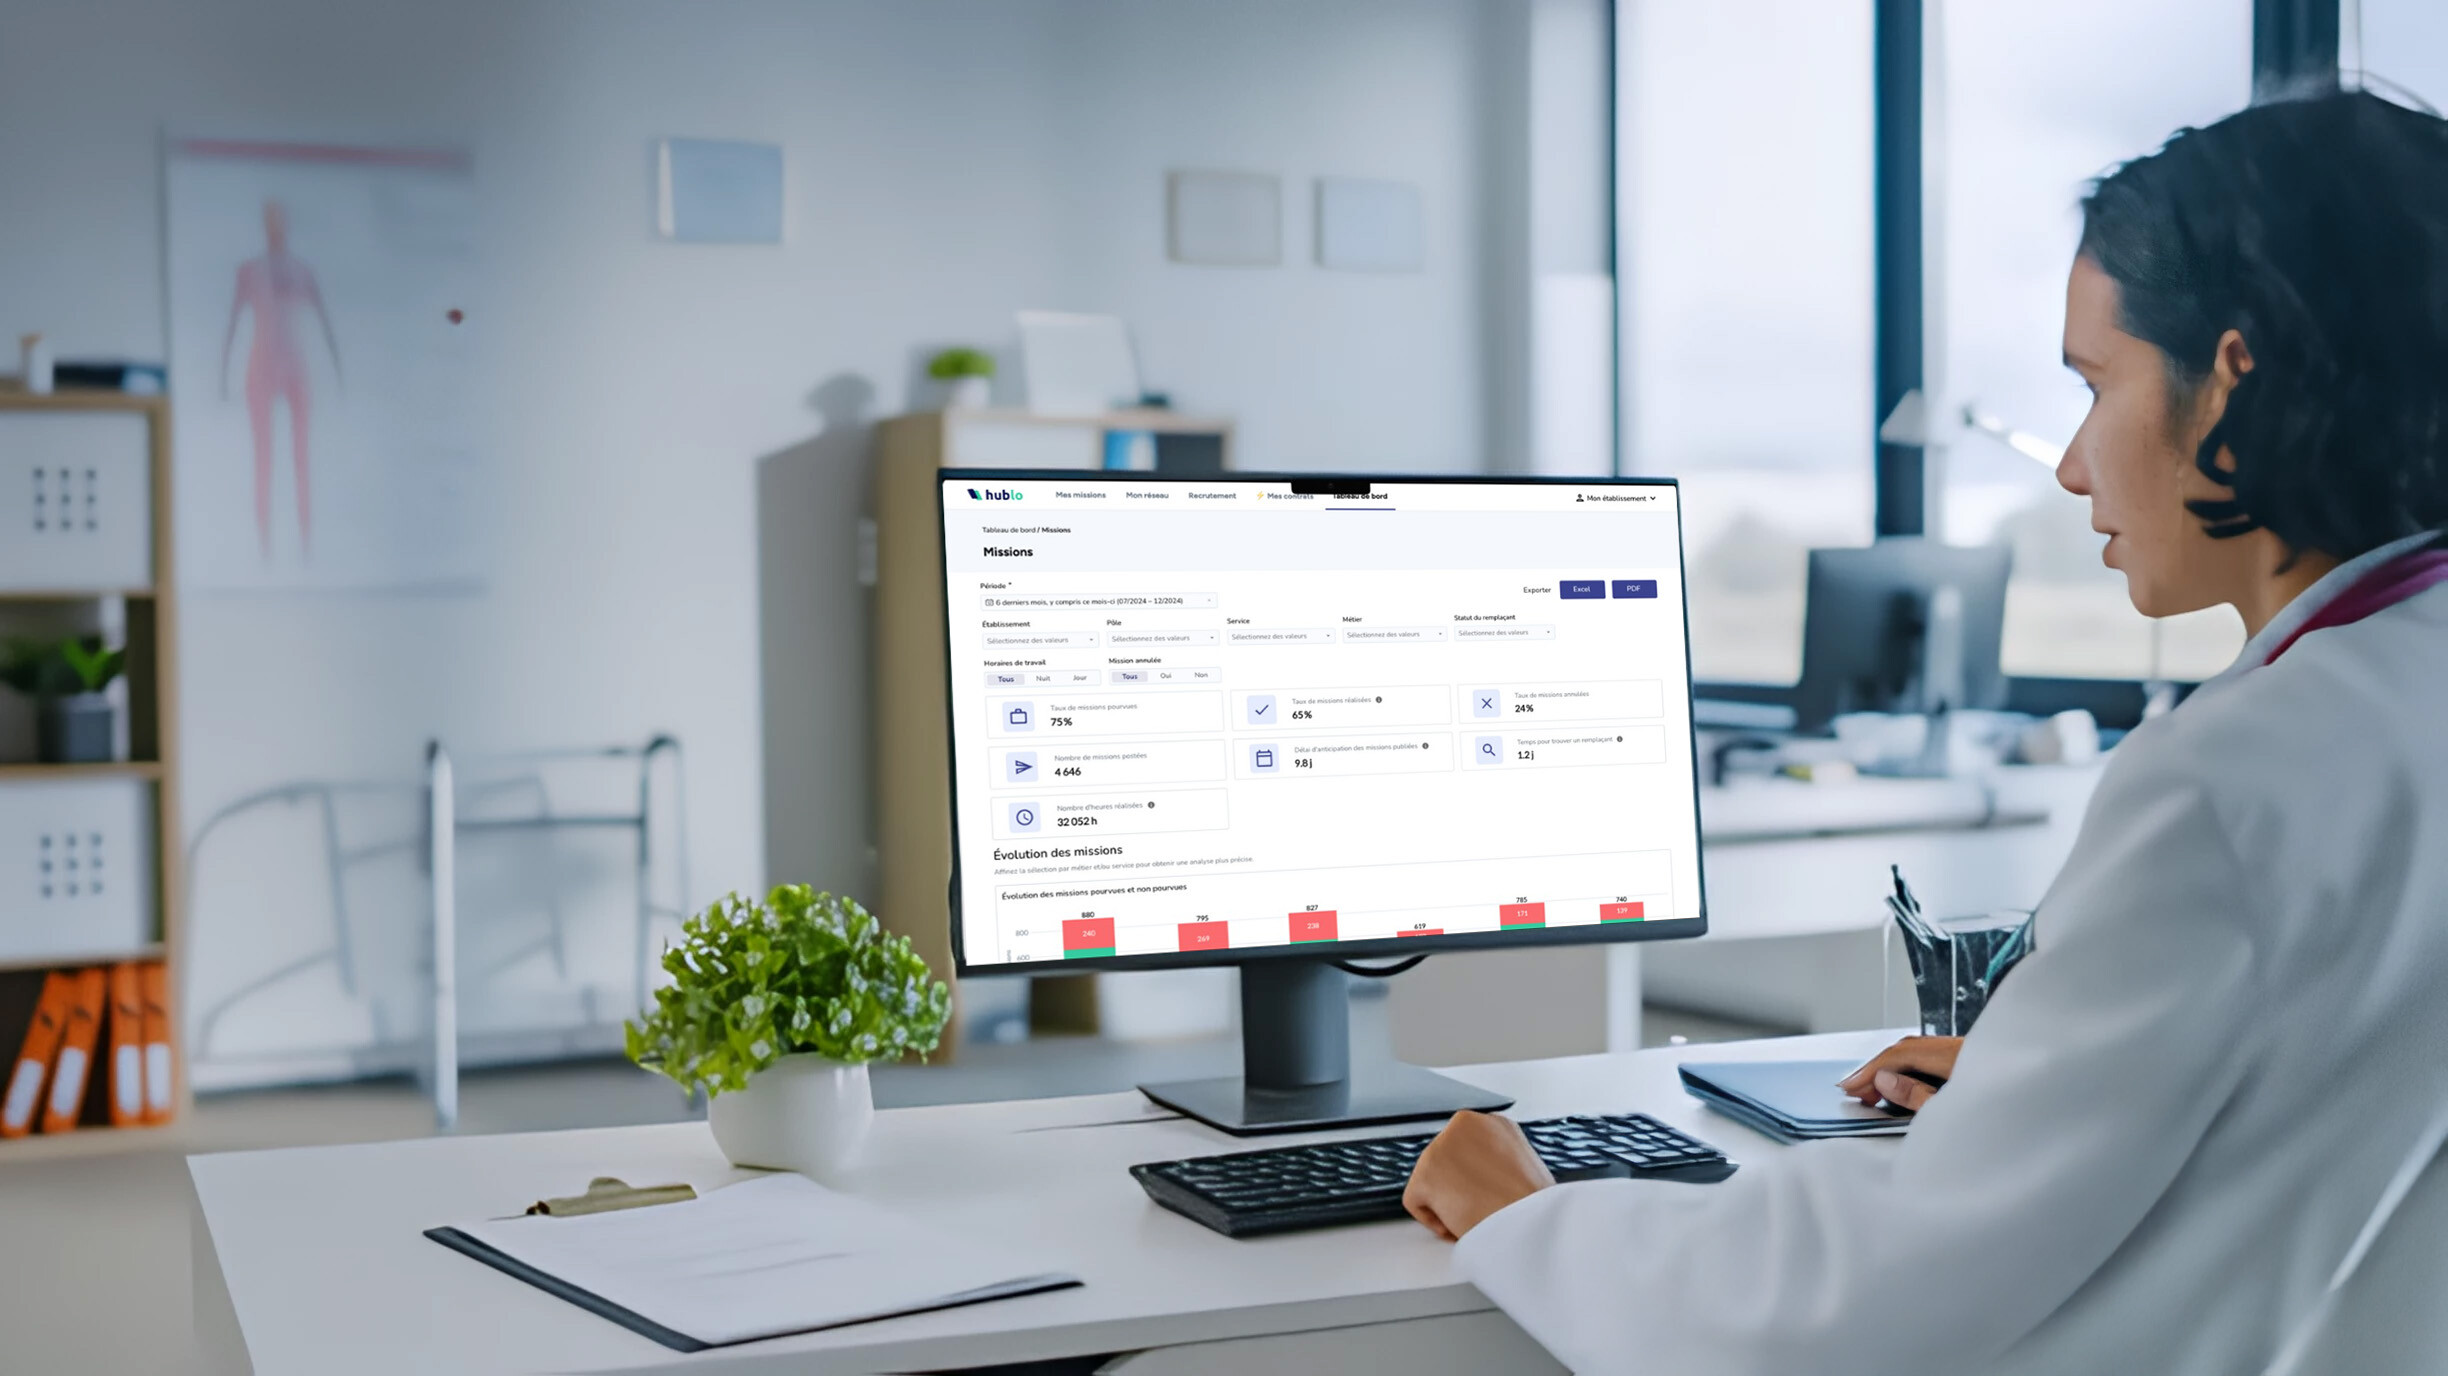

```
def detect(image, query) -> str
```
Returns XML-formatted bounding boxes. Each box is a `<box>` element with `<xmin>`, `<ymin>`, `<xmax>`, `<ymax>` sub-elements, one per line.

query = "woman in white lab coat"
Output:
<box><xmin>1402</xmin><ymin>90</ymin><xmax>2448</xmax><ymax>1375</ymax></box>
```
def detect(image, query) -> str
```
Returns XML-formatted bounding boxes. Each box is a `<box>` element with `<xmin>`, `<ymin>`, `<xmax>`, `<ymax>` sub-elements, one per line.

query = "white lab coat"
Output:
<box><xmin>1457</xmin><ymin>533</ymin><xmax>2448</xmax><ymax>1376</ymax></box>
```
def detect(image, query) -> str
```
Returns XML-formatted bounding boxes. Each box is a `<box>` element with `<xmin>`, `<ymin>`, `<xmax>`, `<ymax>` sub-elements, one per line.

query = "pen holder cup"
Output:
<box><xmin>1892</xmin><ymin>908</ymin><xmax>2035</xmax><ymax>1037</ymax></box>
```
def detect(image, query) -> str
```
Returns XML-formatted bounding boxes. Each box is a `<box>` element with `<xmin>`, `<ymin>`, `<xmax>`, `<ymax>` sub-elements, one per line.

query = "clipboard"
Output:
<box><xmin>424</xmin><ymin>1174</ymin><xmax>1082</xmax><ymax>1351</ymax></box>
<box><xmin>425</xmin><ymin>1225</ymin><xmax>710</xmax><ymax>1353</ymax></box>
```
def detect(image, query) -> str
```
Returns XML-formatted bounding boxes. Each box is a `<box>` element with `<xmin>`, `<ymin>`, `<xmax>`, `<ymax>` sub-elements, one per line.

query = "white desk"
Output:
<box><xmin>190</xmin><ymin>1030</ymin><xmax>1894</xmax><ymax>1375</ymax></box>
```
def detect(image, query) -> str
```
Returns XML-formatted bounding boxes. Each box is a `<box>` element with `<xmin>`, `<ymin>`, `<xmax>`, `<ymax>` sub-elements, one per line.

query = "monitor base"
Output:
<box><xmin>1139</xmin><ymin>1062</ymin><xmax>1513</xmax><ymax>1137</ymax></box>
<box><xmin>1138</xmin><ymin>957</ymin><xmax>1515</xmax><ymax>1135</ymax></box>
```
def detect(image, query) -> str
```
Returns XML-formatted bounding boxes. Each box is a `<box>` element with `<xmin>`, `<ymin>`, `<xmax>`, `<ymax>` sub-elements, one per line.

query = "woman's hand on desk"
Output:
<box><xmin>1838</xmin><ymin>1035</ymin><xmax>1963</xmax><ymax>1111</ymax></box>
<box><xmin>1403</xmin><ymin>1111</ymin><xmax>1556</xmax><ymax>1241</ymax></box>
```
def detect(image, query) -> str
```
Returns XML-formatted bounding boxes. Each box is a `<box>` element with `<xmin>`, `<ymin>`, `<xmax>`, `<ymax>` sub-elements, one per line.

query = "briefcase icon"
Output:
<box><xmin>1008</xmin><ymin>706</ymin><xmax>1031</xmax><ymax>727</ymax></box>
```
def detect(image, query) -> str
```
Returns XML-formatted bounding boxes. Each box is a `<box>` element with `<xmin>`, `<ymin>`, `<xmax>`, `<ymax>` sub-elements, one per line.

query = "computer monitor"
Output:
<box><xmin>937</xmin><ymin>472</ymin><xmax>1707</xmax><ymax>1133</ymax></box>
<box><xmin>1794</xmin><ymin>538</ymin><xmax>2013</xmax><ymax>733</ymax></box>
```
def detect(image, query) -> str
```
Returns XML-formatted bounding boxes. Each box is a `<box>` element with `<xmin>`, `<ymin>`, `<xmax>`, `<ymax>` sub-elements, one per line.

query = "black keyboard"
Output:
<box><xmin>1131</xmin><ymin>1113</ymin><xmax>1735</xmax><ymax>1237</ymax></box>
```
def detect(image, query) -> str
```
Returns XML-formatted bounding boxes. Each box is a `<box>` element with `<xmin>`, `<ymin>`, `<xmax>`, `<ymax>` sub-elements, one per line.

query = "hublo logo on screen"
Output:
<box><xmin>967</xmin><ymin>488</ymin><xmax>1023</xmax><ymax>501</ymax></box>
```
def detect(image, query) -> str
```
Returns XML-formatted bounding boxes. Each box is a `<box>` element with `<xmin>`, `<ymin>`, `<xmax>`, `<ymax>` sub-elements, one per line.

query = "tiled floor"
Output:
<box><xmin>0</xmin><ymin>998</ymin><xmax>1773</xmax><ymax>1375</ymax></box>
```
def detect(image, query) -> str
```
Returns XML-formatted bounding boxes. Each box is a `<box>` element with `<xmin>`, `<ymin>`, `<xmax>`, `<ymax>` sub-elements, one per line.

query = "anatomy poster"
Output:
<box><xmin>166</xmin><ymin>139</ymin><xmax>485</xmax><ymax>591</ymax></box>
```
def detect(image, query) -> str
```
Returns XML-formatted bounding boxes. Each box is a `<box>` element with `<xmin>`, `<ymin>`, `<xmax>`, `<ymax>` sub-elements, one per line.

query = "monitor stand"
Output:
<box><xmin>1137</xmin><ymin>958</ymin><xmax>1514</xmax><ymax>1136</ymax></box>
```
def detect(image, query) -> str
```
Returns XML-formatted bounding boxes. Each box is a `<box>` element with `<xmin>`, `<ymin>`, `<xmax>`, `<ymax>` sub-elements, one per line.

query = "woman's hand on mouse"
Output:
<box><xmin>1837</xmin><ymin>1035</ymin><xmax>1963</xmax><ymax>1111</ymax></box>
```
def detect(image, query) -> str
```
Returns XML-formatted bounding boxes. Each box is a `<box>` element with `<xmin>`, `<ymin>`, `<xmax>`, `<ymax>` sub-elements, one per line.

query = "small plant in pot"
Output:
<box><xmin>0</xmin><ymin>636</ymin><xmax>123</xmax><ymax>764</ymax></box>
<box><xmin>627</xmin><ymin>886</ymin><xmax>950</xmax><ymax>1181</ymax></box>
<box><xmin>927</xmin><ymin>347</ymin><xmax>995</xmax><ymax>410</ymax></box>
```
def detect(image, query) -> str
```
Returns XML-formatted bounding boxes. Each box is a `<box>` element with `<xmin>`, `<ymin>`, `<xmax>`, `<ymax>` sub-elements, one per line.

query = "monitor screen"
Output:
<box><xmin>939</xmin><ymin>473</ymin><xmax>1705</xmax><ymax>973</ymax></box>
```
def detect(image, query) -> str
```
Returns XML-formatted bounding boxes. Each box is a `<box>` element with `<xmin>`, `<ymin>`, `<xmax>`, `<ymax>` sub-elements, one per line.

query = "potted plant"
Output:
<box><xmin>627</xmin><ymin>885</ymin><xmax>951</xmax><ymax>1181</ymax></box>
<box><xmin>0</xmin><ymin>636</ymin><xmax>123</xmax><ymax>764</ymax></box>
<box><xmin>927</xmin><ymin>347</ymin><xmax>995</xmax><ymax>410</ymax></box>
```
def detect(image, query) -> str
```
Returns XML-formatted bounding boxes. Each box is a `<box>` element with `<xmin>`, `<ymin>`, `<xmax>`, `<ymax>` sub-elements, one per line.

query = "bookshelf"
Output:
<box><xmin>0</xmin><ymin>761</ymin><xmax>163</xmax><ymax>783</ymax></box>
<box><xmin>0</xmin><ymin>945</ymin><xmax>167</xmax><ymax>977</ymax></box>
<box><xmin>0</xmin><ymin>388</ymin><xmax>185</xmax><ymax>1155</ymax></box>
<box><xmin>869</xmin><ymin>408</ymin><xmax>1233</xmax><ymax>1052</ymax></box>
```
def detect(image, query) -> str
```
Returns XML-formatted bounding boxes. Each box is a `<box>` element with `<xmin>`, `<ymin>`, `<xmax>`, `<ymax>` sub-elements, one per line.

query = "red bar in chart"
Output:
<box><xmin>1062</xmin><ymin>917</ymin><xmax>1115</xmax><ymax>958</ymax></box>
<box><xmin>1499</xmin><ymin>902</ymin><xmax>1546</xmax><ymax>928</ymax></box>
<box><xmin>1178</xmin><ymin>922</ymin><xmax>1230</xmax><ymax>953</ymax></box>
<box><xmin>1289</xmin><ymin>910</ymin><xmax>1338</xmax><ymax>942</ymax></box>
<box><xmin>1600</xmin><ymin>901</ymin><xmax>1646</xmax><ymax>923</ymax></box>
<box><xmin>1397</xmin><ymin>928</ymin><xmax>1444</xmax><ymax>938</ymax></box>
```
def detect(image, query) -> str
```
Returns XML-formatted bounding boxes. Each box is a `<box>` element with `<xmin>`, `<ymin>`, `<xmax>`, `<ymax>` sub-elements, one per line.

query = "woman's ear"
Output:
<box><xmin>2212</xmin><ymin>328</ymin><xmax>2255</xmax><ymax>389</ymax></box>
<box><xmin>2201</xmin><ymin>330</ymin><xmax>2255</xmax><ymax>423</ymax></box>
<box><xmin>2184</xmin><ymin>329</ymin><xmax>2256</xmax><ymax>473</ymax></box>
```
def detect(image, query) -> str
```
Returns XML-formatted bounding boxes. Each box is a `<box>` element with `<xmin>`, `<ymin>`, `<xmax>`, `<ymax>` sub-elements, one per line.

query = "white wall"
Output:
<box><xmin>1043</xmin><ymin>0</ymin><xmax>1494</xmax><ymax>474</ymax></box>
<box><xmin>0</xmin><ymin>0</ymin><xmax>1512</xmax><ymax>1081</ymax></box>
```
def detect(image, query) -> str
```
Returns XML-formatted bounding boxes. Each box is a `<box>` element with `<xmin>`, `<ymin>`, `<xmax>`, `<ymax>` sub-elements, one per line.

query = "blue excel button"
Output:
<box><xmin>1559</xmin><ymin>579</ymin><xmax>1607</xmax><ymax>599</ymax></box>
<box><xmin>1612</xmin><ymin>579</ymin><xmax>1658</xmax><ymax>599</ymax></box>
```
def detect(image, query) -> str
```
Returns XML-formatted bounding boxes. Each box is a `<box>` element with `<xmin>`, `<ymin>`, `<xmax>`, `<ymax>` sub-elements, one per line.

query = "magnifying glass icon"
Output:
<box><xmin>1480</xmin><ymin>741</ymin><xmax>1499</xmax><ymax>760</ymax></box>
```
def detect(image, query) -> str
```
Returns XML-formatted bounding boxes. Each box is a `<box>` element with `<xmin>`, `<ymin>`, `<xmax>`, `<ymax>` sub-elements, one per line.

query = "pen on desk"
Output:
<box><xmin>509</xmin><ymin>1177</ymin><xmax>698</xmax><ymax>1218</ymax></box>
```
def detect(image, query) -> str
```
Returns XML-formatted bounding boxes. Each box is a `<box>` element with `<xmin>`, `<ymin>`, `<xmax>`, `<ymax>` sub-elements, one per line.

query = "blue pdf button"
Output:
<box><xmin>1612</xmin><ymin>579</ymin><xmax>1658</xmax><ymax>599</ymax></box>
<box><xmin>1559</xmin><ymin>579</ymin><xmax>1607</xmax><ymax>599</ymax></box>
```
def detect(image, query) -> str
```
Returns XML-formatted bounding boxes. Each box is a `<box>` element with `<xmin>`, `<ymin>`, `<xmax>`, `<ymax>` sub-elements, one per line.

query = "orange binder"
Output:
<box><xmin>3</xmin><ymin>971</ymin><xmax>76</xmax><ymax>1138</ymax></box>
<box><xmin>40</xmin><ymin>968</ymin><xmax>107</xmax><ymax>1134</ymax></box>
<box><xmin>106</xmin><ymin>963</ymin><xmax>145</xmax><ymax>1128</ymax></box>
<box><xmin>139</xmin><ymin>961</ymin><xmax>174</xmax><ymax>1125</ymax></box>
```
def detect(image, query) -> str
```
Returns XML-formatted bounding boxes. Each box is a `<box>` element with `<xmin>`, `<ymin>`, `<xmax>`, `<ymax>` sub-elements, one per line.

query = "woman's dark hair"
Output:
<box><xmin>2079</xmin><ymin>90</ymin><xmax>2448</xmax><ymax>559</ymax></box>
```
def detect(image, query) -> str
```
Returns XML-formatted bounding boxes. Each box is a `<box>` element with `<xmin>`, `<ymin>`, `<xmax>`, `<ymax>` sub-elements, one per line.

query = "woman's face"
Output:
<box><xmin>2056</xmin><ymin>254</ymin><xmax>2257</xmax><ymax>618</ymax></box>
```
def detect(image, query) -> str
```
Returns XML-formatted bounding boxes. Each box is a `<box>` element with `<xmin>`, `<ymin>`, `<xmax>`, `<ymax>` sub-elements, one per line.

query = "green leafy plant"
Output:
<box><xmin>0</xmin><ymin>636</ymin><xmax>123</xmax><ymax>698</ymax></box>
<box><xmin>0</xmin><ymin>640</ymin><xmax>45</xmax><ymax>697</ymax></box>
<box><xmin>926</xmin><ymin>347</ymin><xmax>996</xmax><ymax>381</ymax></box>
<box><xmin>59</xmin><ymin>639</ymin><xmax>125</xmax><ymax>694</ymax></box>
<box><xmin>626</xmin><ymin>885</ymin><xmax>951</xmax><ymax>1094</ymax></box>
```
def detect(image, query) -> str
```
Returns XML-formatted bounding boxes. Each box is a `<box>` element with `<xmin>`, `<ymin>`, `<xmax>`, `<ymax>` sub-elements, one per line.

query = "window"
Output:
<box><xmin>1616</xmin><ymin>0</ymin><xmax>1875</xmax><ymax>685</ymax></box>
<box><xmin>1937</xmin><ymin>0</ymin><xmax>2253</xmax><ymax>681</ymax></box>
<box><xmin>2361</xmin><ymin>1</ymin><xmax>2448</xmax><ymax>112</ymax></box>
<box><xmin>1618</xmin><ymin>0</ymin><xmax>2280</xmax><ymax>687</ymax></box>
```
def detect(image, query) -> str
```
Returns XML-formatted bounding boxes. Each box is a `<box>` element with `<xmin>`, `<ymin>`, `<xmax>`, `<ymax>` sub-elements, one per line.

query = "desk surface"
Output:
<box><xmin>190</xmin><ymin>1030</ymin><xmax>1894</xmax><ymax>1376</ymax></box>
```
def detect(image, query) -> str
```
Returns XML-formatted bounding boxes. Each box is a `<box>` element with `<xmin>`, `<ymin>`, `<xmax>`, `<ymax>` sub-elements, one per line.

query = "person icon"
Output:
<box><xmin>220</xmin><ymin>200</ymin><xmax>343</xmax><ymax>559</ymax></box>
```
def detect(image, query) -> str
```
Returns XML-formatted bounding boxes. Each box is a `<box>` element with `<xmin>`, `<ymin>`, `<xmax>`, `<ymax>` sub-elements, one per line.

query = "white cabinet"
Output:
<box><xmin>0</xmin><ymin>777</ymin><xmax>157</xmax><ymax>963</ymax></box>
<box><xmin>0</xmin><ymin>412</ymin><xmax>155</xmax><ymax>589</ymax></box>
<box><xmin>867</xmin><ymin>409</ymin><xmax>1231</xmax><ymax>1045</ymax></box>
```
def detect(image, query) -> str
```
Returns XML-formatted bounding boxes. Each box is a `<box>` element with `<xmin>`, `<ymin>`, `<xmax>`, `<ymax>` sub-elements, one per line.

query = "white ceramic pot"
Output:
<box><xmin>707</xmin><ymin>1055</ymin><xmax>873</xmax><ymax>1182</ymax></box>
<box><xmin>946</xmin><ymin>375</ymin><xmax>990</xmax><ymax>410</ymax></box>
